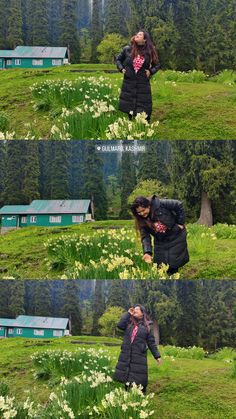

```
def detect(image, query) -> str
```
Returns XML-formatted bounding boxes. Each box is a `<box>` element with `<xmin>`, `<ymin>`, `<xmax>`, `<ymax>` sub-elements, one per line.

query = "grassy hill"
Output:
<box><xmin>0</xmin><ymin>220</ymin><xmax>235</xmax><ymax>280</ymax></box>
<box><xmin>0</xmin><ymin>65</ymin><xmax>236</xmax><ymax>139</ymax></box>
<box><xmin>0</xmin><ymin>336</ymin><xmax>235</xmax><ymax>418</ymax></box>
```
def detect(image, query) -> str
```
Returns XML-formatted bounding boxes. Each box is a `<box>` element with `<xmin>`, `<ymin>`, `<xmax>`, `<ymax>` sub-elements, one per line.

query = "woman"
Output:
<box><xmin>116</xmin><ymin>30</ymin><xmax>160</xmax><ymax>122</ymax></box>
<box><xmin>130</xmin><ymin>194</ymin><xmax>189</xmax><ymax>275</ymax></box>
<box><xmin>114</xmin><ymin>305</ymin><xmax>161</xmax><ymax>394</ymax></box>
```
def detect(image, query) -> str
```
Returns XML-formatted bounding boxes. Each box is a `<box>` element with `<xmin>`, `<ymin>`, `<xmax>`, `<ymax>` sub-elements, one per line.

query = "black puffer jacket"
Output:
<box><xmin>113</xmin><ymin>312</ymin><xmax>161</xmax><ymax>388</ymax></box>
<box><xmin>140</xmin><ymin>195</ymin><xmax>189</xmax><ymax>269</ymax></box>
<box><xmin>116</xmin><ymin>45</ymin><xmax>161</xmax><ymax>117</ymax></box>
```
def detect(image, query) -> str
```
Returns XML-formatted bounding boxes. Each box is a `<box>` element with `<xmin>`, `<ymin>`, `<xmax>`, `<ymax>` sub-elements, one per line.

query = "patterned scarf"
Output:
<box><xmin>131</xmin><ymin>324</ymin><xmax>139</xmax><ymax>343</ymax></box>
<box><xmin>133</xmin><ymin>55</ymin><xmax>145</xmax><ymax>73</ymax></box>
<box><xmin>153</xmin><ymin>221</ymin><xmax>167</xmax><ymax>233</ymax></box>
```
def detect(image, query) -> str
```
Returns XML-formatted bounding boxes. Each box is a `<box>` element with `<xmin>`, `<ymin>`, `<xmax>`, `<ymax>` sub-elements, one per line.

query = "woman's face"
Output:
<box><xmin>136</xmin><ymin>205</ymin><xmax>150</xmax><ymax>218</ymax></box>
<box><xmin>134</xmin><ymin>31</ymin><xmax>145</xmax><ymax>45</ymax></box>
<box><xmin>133</xmin><ymin>306</ymin><xmax>144</xmax><ymax>319</ymax></box>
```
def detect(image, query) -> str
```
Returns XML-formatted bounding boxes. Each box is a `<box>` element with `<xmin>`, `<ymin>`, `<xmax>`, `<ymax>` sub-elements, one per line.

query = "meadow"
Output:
<box><xmin>0</xmin><ymin>336</ymin><xmax>236</xmax><ymax>418</ymax></box>
<box><xmin>0</xmin><ymin>65</ymin><xmax>236</xmax><ymax>140</ymax></box>
<box><xmin>0</xmin><ymin>221</ymin><xmax>236</xmax><ymax>280</ymax></box>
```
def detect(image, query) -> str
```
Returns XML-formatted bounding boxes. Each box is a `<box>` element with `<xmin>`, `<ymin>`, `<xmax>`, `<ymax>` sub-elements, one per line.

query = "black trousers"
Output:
<box><xmin>167</xmin><ymin>267</ymin><xmax>179</xmax><ymax>275</ymax></box>
<box><xmin>125</xmin><ymin>382</ymin><xmax>147</xmax><ymax>394</ymax></box>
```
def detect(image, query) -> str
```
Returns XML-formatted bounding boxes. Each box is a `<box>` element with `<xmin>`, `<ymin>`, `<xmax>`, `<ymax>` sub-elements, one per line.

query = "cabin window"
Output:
<box><xmin>32</xmin><ymin>59</ymin><xmax>43</xmax><ymax>66</ymax></box>
<box><xmin>15</xmin><ymin>59</ymin><xmax>21</xmax><ymax>65</ymax></box>
<box><xmin>8</xmin><ymin>329</ymin><xmax>13</xmax><ymax>334</ymax></box>
<box><xmin>0</xmin><ymin>327</ymin><xmax>3</xmax><ymax>331</ymax></box>
<box><xmin>52</xmin><ymin>59</ymin><xmax>62</xmax><ymax>66</ymax></box>
<box><xmin>7</xmin><ymin>60</ymin><xmax>12</xmax><ymax>65</ymax></box>
<box><xmin>16</xmin><ymin>328</ymin><xmax>22</xmax><ymax>335</ymax></box>
<box><xmin>34</xmin><ymin>329</ymin><xmax>44</xmax><ymax>336</ymax></box>
<box><xmin>49</xmin><ymin>216</ymin><xmax>62</xmax><ymax>223</ymax></box>
<box><xmin>53</xmin><ymin>330</ymin><xmax>63</xmax><ymax>337</ymax></box>
<box><xmin>72</xmin><ymin>215</ymin><xmax>84</xmax><ymax>223</ymax></box>
<box><xmin>30</xmin><ymin>216</ymin><xmax>37</xmax><ymax>223</ymax></box>
<box><xmin>21</xmin><ymin>217</ymin><xmax>27</xmax><ymax>223</ymax></box>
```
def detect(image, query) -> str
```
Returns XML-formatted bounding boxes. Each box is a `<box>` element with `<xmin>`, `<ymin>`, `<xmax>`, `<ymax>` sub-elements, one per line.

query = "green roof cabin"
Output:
<box><xmin>0</xmin><ymin>199</ymin><xmax>95</xmax><ymax>233</ymax></box>
<box><xmin>0</xmin><ymin>315</ymin><xmax>70</xmax><ymax>338</ymax></box>
<box><xmin>0</xmin><ymin>46</ymin><xmax>69</xmax><ymax>69</ymax></box>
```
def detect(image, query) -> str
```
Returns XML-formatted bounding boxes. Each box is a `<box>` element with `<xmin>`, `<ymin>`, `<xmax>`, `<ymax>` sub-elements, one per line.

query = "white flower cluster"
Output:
<box><xmin>105</xmin><ymin>112</ymin><xmax>159</xmax><ymax>140</ymax></box>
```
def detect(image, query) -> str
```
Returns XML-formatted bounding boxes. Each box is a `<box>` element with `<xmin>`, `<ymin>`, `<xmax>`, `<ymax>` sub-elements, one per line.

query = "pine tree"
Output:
<box><xmin>91</xmin><ymin>0</ymin><xmax>103</xmax><ymax>62</ymax></box>
<box><xmin>3</xmin><ymin>141</ymin><xmax>27</xmax><ymax>204</ymax></box>
<box><xmin>119</xmin><ymin>143</ymin><xmax>137</xmax><ymax>219</ymax></box>
<box><xmin>8</xmin><ymin>281</ymin><xmax>25</xmax><ymax>317</ymax></box>
<box><xmin>91</xmin><ymin>280</ymin><xmax>106</xmax><ymax>335</ymax></box>
<box><xmin>49</xmin><ymin>0</ymin><xmax>62</xmax><ymax>45</ymax></box>
<box><xmin>30</xmin><ymin>0</ymin><xmax>50</xmax><ymax>45</ymax></box>
<box><xmin>0</xmin><ymin>142</ymin><xmax>7</xmax><ymax>207</ymax></box>
<box><xmin>22</xmin><ymin>141</ymin><xmax>40</xmax><ymax>203</ymax></box>
<box><xmin>0</xmin><ymin>0</ymin><xmax>9</xmax><ymax>48</ymax></box>
<box><xmin>60</xmin><ymin>0</ymin><xmax>80</xmax><ymax>63</ymax></box>
<box><xmin>61</xmin><ymin>281</ymin><xmax>82</xmax><ymax>335</ymax></box>
<box><xmin>7</xmin><ymin>0</ymin><xmax>23</xmax><ymax>49</ymax></box>
<box><xmin>81</xmin><ymin>142</ymin><xmax>108</xmax><ymax>220</ymax></box>
<box><xmin>170</xmin><ymin>140</ymin><xmax>236</xmax><ymax>225</ymax></box>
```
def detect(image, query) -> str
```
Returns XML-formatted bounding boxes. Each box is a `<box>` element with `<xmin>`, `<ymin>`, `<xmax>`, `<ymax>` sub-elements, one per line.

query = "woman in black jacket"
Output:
<box><xmin>131</xmin><ymin>195</ymin><xmax>189</xmax><ymax>275</ymax></box>
<box><xmin>114</xmin><ymin>305</ymin><xmax>161</xmax><ymax>394</ymax></box>
<box><xmin>116</xmin><ymin>30</ymin><xmax>160</xmax><ymax>122</ymax></box>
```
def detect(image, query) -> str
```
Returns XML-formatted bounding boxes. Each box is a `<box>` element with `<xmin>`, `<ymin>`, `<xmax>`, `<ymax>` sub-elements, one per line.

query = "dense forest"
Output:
<box><xmin>0</xmin><ymin>0</ymin><xmax>235</xmax><ymax>71</ymax></box>
<box><xmin>0</xmin><ymin>140</ymin><xmax>236</xmax><ymax>225</ymax></box>
<box><xmin>0</xmin><ymin>279</ymin><xmax>235</xmax><ymax>350</ymax></box>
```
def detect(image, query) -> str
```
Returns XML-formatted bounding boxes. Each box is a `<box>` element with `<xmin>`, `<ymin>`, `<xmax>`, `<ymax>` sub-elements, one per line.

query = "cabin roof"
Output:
<box><xmin>0</xmin><ymin>315</ymin><xmax>69</xmax><ymax>329</ymax></box>
<box><xmin>0</xmin><ymin>46</ymin><xmax>68</xmax><ymax>59</ymax></box>
<box><xmin>0</xmin><ymin>200</ymin><xmax>91</xmax><ymax>215</ymax></box>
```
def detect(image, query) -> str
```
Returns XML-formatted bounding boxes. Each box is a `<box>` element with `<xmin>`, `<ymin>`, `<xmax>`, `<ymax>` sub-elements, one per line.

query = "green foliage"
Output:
<box><xmin>0</xmin><ymin>381</ymin><xmax>9</xmax><ymax>396</ymax></box>
<box><xmin>98</xmin><ymin>306</ymin><xmax>125</xmax><ymax>337</ymax></box>
<box><xmin>97</xmin><ymin>33</ymin><xmax>127</xmax><ymax>64</ymax></box>
<box><xmin>163</xmin><ymin>345</ymin><xmax>206</xmax><ymax>360</ymax></box>
<box><xmin>0</xmin><ymin>112</ymin><xmax>9</xmax><ymax>132</ymax></box>
<box><xmin>128</xmin><ymin>179</ymin><xmax>170</xmax><ymax>205</ymax></box>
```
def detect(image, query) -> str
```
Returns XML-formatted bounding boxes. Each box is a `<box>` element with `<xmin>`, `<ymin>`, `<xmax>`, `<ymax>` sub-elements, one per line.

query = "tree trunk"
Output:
<box><xmin>197</xmin><ymin>191</ymin><xmax>213</xmax><ymax>227</ymax></box>
<box><xmin>152</xmin><ymin>319</ymin><xmax>160</xmax><ymax>344</ymax></box>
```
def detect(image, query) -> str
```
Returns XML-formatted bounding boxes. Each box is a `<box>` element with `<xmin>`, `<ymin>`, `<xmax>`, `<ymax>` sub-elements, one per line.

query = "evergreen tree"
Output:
<box><xmin>61</xmin><ymin>281</ymin><xmax>82</xmax><ymax>335</ymax></box>
<box><xmin>8</xmin><ymin>281</ymin><xmax>25</xmax><ymax>317</ymax></box>
<box><xmin>0</xmin><ymin>0</ymin><xmax>9</xmax><ymax>48</ymax></box>
<box><xmin>3</xmin><ymin>141</ymin><xmax>27</xmax><ymax>204</ymax></box>
<box><xmin>60</xmin><ymin>0</ymin><xmax>80</xmax><ymax>63</ymax></box>
<box><xmin>22</xmin><ymin>141</ymin><xmax>40</xmax><ymax>203</ymax></box>
<box><xmin>91</xmin><ymin>280</ymin><xmax>106</xmax><ymax>335</ymax></box>
<box><xmin>0</xmin><ymin>142</ymin><xmax>7</xmax><ymax>207</ymax></box>
<box><xmin>7</xmin><ymin>0</ymin><xmax>23</xmax><ymax>49</ymax></box>
<box><xmin>49</xmin><ymin>0</ymin><xmax>62</xmax><ymax>45</ymax></box>
<box><xmin>119</xmin><ymin>144</ymin><xmax>137</xmax><ymax>219</ymax></box>
<box><xmin>170</xmin><ymin>141</ymin><xmax>236</xmax><ymax>225</ymax></box>
<box><xmin>91</xmin><ymin>0</ymin><xmax>103</xmax><ymax>62</ymax></box>
<box><xmin>81</xmin><ymin>142</ymin><xmax>108</xmax><ymax>220</ymax></box>
<box><xmin>30</xmin><ymin>0</ymin><xmax>50</xmax><ymax>45</ymax></box>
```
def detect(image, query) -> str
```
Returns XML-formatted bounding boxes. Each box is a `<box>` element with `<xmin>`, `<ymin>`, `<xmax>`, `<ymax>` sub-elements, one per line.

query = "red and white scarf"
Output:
<box><xmin>153</xmin><ymin>221</ymin><xmax>167</xmax><ymax>233</ymax></box>
<box><xmin>131</xmin><ymin>325</ymin><xmax>139</xmax><ymax>343</ymax></box>
<box><xmin>133</xmin><ymin>55</ymin><xmax>145</xmax><ymax>73</ymax></box>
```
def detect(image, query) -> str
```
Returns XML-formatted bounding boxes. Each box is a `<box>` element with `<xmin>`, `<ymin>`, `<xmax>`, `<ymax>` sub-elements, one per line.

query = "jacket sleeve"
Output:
<box><xmin>149</xmin><ymin>61</ymin><xmax>161</xmax><ymax>76</ymax></box>
<box><xmin>116</xmin><ymin>46</ymin><xmax>128</xmax><ymax>72</ymax></box>
<box><xmin>117</xmin><ymin>312</ymin><xmax>131</xmax><ymax>330</ymax></box>
<box><xmin>147</xmin><ymin>330</ymin><xmax>161</xmax><ymax>359</ymax></box>
<box><xmin>162</xmin><ymin>199</ymin><xmax>185</xmax><ymax>225</ymax></box>
<box><xmin>140</xmin><ymin>226</ymin><xmax>153</xmax><ymax>255</ymax></box>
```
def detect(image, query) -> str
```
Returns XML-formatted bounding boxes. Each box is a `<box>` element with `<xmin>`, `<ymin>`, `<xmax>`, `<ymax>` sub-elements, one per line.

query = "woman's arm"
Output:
<box><xmin>161</xmin><ymin>199</ymin><xmax>185</xmax><ymax>225</ymax></box>
<box><xmin>140</xmin><ymin>226</ymin><xmax>153</xmax><ymax>256</ymax></box>
<box><xmin>149</xmin><ymin>61</ymin><xmax>161</xmax><ymax>76</ymax></box>
<box><xmin>147</xmin><ymin>330</ymin><xmax>161</xmax><ymax>359</ymax></box>
<box><xmin>117</xmin><ymin>312</ymin><xmax>131</xmax><ymax>330</ymax></box>
<box><xmin>116</xmin><ymin>46</ymin><xmax>129</xmax><ymax>72</ymax></box>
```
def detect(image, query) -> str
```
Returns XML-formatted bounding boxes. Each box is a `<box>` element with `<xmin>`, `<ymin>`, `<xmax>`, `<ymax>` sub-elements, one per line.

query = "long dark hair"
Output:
<box><xmin>130</xmin><ymin>196</ymin><xmax>154</xmax><ymax>236</ymax></box>
<box><xmin>129</xmin><ymin>304</ymin><xmax>151</xmax><ymax>332</ymax></box>
<box><xmin>131</xmin><ymin>30</ymin><xmax>158</xmax><ymax>64</ymax></box>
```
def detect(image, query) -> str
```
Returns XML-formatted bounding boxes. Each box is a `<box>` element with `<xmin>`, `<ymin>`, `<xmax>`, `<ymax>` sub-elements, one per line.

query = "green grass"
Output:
<box><xmin>0</xmin><ymin>220</ymin><xmax>236</xmax><ymax>280</ymax></box>
<box><xmin>0</xmin><ymin>337</ymin><xmax>236</xmax><ymax>418</ymax></box>
<box><xmin>0</xmin><ymin>65</ymin><xmax>236</xmax><ymax>139</ymax></box>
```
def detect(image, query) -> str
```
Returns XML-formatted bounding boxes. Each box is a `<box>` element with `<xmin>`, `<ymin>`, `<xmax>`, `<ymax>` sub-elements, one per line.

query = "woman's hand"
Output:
<box><xmin>177</xmin><ymin>224</ymin><xmax>185</xmax><ymax>230</ymax></box>
<box><xmin>145</xmin><ymin>70</ymin><xmax>151</xmax><ymax>78</ymax></box>
<box><xmin>128</xmin><ymin>307</ymin><xmax>135</xmax><ymax>315</ymax></box>
<box><xmin>143</xmin><ymin>253</ymin><xmax>153</xmax><ymax>263</ymax></box>
<box><xmin>156</xmin><ymin>358</ymin><xmax>162</xmax><ymax>365</ymax></box>
<box><xmin>122</xmin><ymin>68</ymin><xmax>126</xmax><ymax>74</ymax></box>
